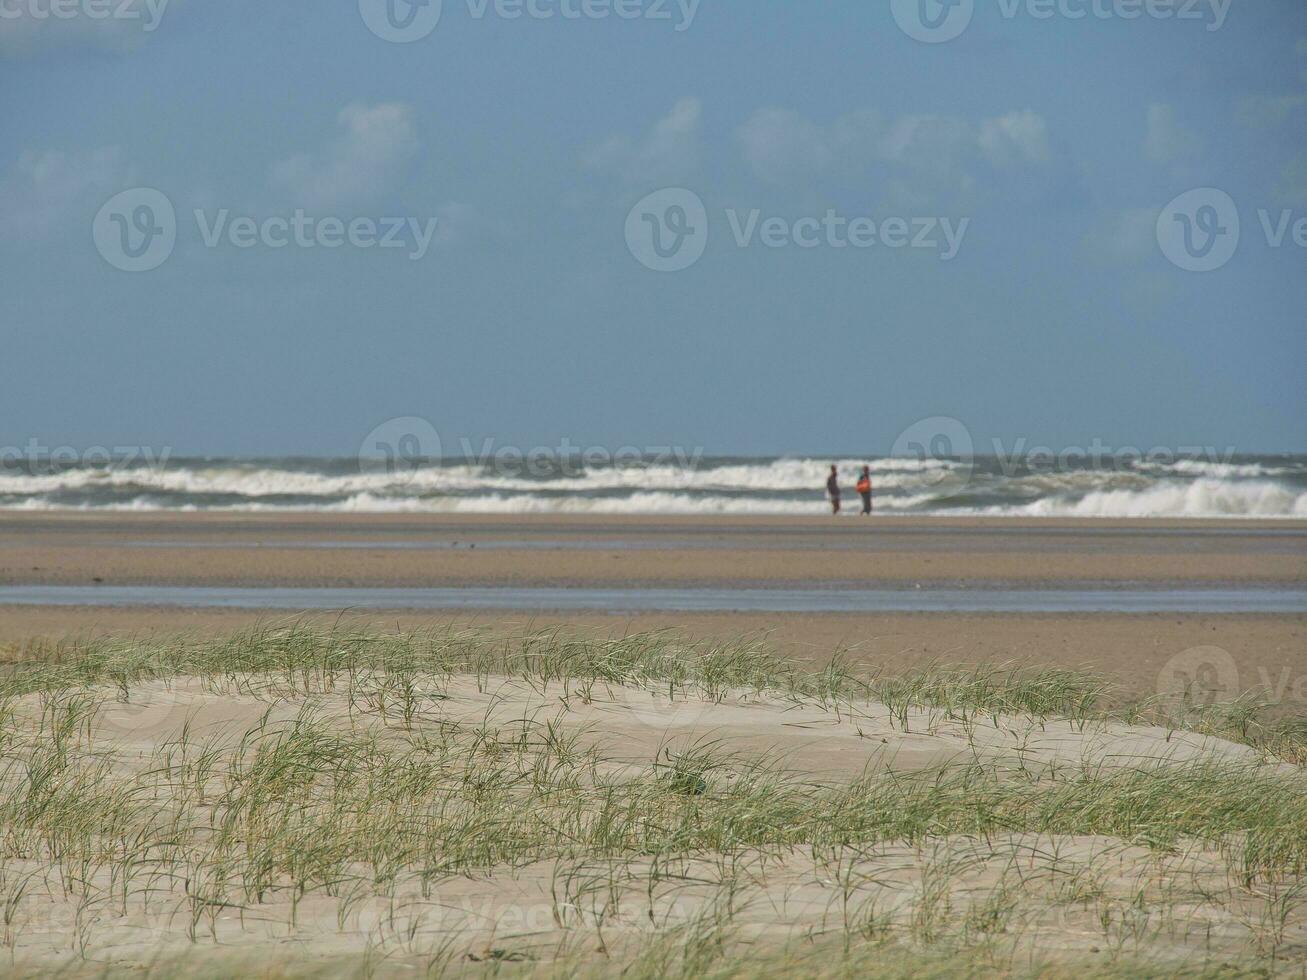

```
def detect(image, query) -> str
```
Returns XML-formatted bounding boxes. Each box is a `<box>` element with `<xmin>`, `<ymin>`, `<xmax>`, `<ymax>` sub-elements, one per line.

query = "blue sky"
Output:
<box><xmin>2</xmin><ymin>0</ymin><xmax>1305</xmax><ymax>457</ymax></box>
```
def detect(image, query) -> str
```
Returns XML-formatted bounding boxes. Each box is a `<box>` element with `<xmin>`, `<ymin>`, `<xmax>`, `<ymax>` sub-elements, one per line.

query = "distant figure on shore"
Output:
<box><xmin>857</xmin><ymin>466</ymin><xmax>873</xmax><ymax>516</ymax></box>
<box><xmin>827</xmin><ymin>465</ymin><xmax>841</xmax><ymax>515</ymax></box>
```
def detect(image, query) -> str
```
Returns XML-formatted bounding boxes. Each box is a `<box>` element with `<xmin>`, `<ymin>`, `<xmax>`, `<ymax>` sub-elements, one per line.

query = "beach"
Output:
<box><xmin>1</xmin><ymin>513</ymin><xmax>1304</xmax><ymax>974</ymax></box>
<box><xmin>2</xmin><ymin>511</ymin><xmax>1305</xmax><ymax>975</ymax></box>
<box><xmin>3</xmin><ymin>619</ymin><xmax>1307</xmax><ymax>976</ymax></box>
<box><xmin>1</xmin><ymin>511</ymin><xmax>1303</xmax><ymax>700</ymax></box>
<box><xmin>14</xmin><ymin>0</ymin><xmax>1306</xmax><ymax>970</ymax></box>
<box><xmin>4</xmin><ymin>512</ymin><xmax>1305</xmax><ymax>588</ymax></box>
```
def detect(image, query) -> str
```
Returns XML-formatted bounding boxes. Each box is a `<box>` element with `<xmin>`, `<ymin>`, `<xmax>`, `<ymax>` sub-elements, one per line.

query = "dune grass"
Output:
<box><xmin>7</xmin><ymin>621</ymin><xmax>1304</xmax><ymax>778</ymax></box>
<box><xmin>0</xmin><ymin>624</ymin><xmax>1304</xmax><ymax>976</ymax></box>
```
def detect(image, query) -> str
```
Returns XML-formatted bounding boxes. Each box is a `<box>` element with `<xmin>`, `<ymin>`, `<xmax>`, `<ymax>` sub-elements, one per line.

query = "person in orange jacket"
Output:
<box><xmin>857</xmin><ymin>466</ymin><xmax>873</xmax><ymax>516</ymax></box>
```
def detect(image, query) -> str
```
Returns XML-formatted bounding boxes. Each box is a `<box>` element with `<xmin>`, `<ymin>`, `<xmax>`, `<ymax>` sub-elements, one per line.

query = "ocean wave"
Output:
<box><xmin>0</xmin><ymin>457</ymin><xmax>967</xmax><ymax>498</ymax></box>
<box><xmin>1004</xmin><ymin>480</ymin><xmax>1307</xmax><ymax>519</ymax></box>
<box><xmin>1153</xmin><ymin>459</ymin><xmax>1304</xmax><ymax>480</ymax></box>
<box><xmin>1</xmin><ymin>458</ymin><xmax>1304</xmax><ymax>518</ymax></box>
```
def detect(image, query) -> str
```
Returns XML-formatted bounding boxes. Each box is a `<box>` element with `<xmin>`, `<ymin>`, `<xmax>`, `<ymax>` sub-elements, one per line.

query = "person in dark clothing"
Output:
<box><xmin>857</xmin><ymin>466</ymin><xmax>873</xmax><ymax>516</ymax></box>
<box><xmin>826</xmin><ymin>465</ymin><xmax>841</xmax><ymax>515</ymax></box>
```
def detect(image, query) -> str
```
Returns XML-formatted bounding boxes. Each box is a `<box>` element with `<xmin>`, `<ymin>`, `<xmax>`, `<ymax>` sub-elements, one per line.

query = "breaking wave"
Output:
<box><xmin>1</xmin><ymin>455</ymin><xmax>1304</xmax><ymax>518</ymax></box>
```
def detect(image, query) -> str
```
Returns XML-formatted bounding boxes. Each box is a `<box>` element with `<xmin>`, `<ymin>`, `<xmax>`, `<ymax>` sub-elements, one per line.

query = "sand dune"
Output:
<box><xmin>2</xmin><ymin>628</ymin><xmax>1304</xmax><ymax>976</ymax></box>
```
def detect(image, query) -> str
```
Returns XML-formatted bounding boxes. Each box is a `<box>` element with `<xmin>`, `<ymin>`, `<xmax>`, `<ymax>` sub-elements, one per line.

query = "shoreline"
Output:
<box><xmin>7</xmin><ymin>510</ymin><xmax>1306</xmax><ymax>527</ymax></box>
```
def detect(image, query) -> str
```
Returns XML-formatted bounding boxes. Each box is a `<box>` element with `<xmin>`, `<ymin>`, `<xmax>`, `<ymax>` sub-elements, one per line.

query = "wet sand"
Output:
<box><xmin>2</xmin><ymin>517</ymin><xmax>1307</xmax><ymax>967</ymax></box>
<box><xmin>1</xmin><ymin>512</ymin><xmax>1303</xmax><ymax>701</ymax></box>
<box><xmin>3</xmin><ymin>512</ymin><xmax>1304</xmax><ymax>588</ymax></box>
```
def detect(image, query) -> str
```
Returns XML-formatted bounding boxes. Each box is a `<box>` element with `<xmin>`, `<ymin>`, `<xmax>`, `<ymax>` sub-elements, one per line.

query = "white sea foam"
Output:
<box><xmin>1</xmin><ymin>458</ymin><xmax>1303</xmax><ymax>518</ymax></box>
<box><xmin>1151</xmin><ymin>460</ymin><xmax>1296</xmax><ymax>479</ymax></box>
<box><xmin>1005</xmin><ymin>480</ymin><xmax>1307</xmax><ymax>519</ymax></box>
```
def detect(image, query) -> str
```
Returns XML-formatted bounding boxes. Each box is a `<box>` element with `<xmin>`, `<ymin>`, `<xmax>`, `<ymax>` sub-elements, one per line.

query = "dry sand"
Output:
<box><xmin>4</xmin><ymin>669</ymin><xmax>1300</xmax><ymax>976</ymax></box>
<box><xmin>1</xmin><ymin>609</ymin><xmax>1302</xmax><ymax>704</ymax></box>
<box><xmin>1</xmin><ymin>507</ymin><xmax>1304</xmax><ymax>974</ymax></box>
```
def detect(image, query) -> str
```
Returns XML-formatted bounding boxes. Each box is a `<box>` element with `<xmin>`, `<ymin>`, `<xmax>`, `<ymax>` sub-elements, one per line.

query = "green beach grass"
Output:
<box><xmin>0</xmin><ymin>624</ymin><xmax>1304</xmax><ymax>977</ymax></box>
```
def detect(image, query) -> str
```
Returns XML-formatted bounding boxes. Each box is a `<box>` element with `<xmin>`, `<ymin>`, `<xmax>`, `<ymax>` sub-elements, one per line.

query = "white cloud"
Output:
<box><xmin>878</xmin><ymin>114</ymin><xmax>976</xmax><ymax>177</ymax></box>
<box><xmin>583</xmin><ymin>97</ymin><xmax>701</xmax><ymax>184</ymax></box>
<box><xmin>978</xmin><ymin>110</ymin><xmax>1051</xmax><ymax>168</ymax></box>
<box><xmin>736</xmin><ymin>106</ymin><xmax>1050</xmax><ymax>201</ymax></box>
<box><xmin>0</xmin><ymin>146</ymin><xmax>128</xmax><ymax>234</ymax></box>
<box><xmin>734</xmin><ymin>108</ymin><xmax>889</xmax><ymax>184</ymax></box>
<box><xmin>737</xmin><ymin>108</ymin><xmax>838</xmax><ymax>185</ymax></box>
<box><xmin>0</xmin><ymin>0</ymin><xmax>171</xmax><ymax>58</ymax></box>
<box><xmin>270</xmin><ymin>102</ymin><xmax>419</xmax><ymax>210</ymax></box>
<box><xmin>1144</xmin><ymin>103</ymin><xmax>1201</xmax><ymax>167</ymax></box>
<box><xmin>1083</xmin><ymin>207</ymin><xmax>1161</xmax><ymax>263</ymax></box>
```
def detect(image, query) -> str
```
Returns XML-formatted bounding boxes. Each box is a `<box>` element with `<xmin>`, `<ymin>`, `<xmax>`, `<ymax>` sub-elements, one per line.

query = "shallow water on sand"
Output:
<box><xmin>0</xmin><ymin>585</ymin><xmax>1303</xmax><ymax>614</ymax></box>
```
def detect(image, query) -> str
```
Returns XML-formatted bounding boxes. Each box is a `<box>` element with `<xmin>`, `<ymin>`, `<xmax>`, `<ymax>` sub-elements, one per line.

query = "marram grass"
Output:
<box><xmin>0</xmin><ymin>623</ymin><xmax>1303</xmax><ymax>977</ymax></box>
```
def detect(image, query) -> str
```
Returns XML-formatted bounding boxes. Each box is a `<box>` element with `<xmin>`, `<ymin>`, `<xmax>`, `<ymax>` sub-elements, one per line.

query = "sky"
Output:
<box><xmin>2</xmin><ymin>0</ymin><xmax>1305</xmax><ymax>459</ymax></box>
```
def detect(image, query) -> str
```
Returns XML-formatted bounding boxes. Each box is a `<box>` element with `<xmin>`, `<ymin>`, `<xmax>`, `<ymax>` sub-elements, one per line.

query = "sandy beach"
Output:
<box><xmin>2</xmin><ymin>625</ymin><xmax>1306</xmax><ymax>976</ymax></box>
<box><xmin>1</xmin><ymin>512</ymin><xmax>1303</xmax><ymax>701</ymax></box>
<box><xmin>2</xmin><ymin>513</ymin><xmax>1303</xmax><ymax>972</ymax></box>
<box><xmin>16</xmin><ymin>1</ymin><xmax>1307</xmax><ymax>971</ymax></box>
<box><xmin>1</xmin><ymin>518</ymin><xmax>1302</xmax><ymax>974</ymax></box>
<box><xmin>4</xmin><ymin>512</ymin><xmax>1303</xmax><ymax>588</ymax></box>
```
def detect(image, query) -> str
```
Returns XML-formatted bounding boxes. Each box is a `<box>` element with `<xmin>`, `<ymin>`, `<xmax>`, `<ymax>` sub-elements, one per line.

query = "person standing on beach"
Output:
<box><xmin>857</xmin><ymin>466</ymin><xmax>873</xmax><ymax>516</ymax></box>
<box><xmin>827</xmin><ymin>465</ymin><xmax>841</xmax><ymax>515</ymax></box>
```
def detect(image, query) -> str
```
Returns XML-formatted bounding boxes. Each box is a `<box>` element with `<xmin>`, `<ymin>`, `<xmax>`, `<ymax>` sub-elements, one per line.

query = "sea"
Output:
<box><xmin>2</xmin><ymin>453</ymin><xmax>1305</xmax><ymax>518</ymax></box>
